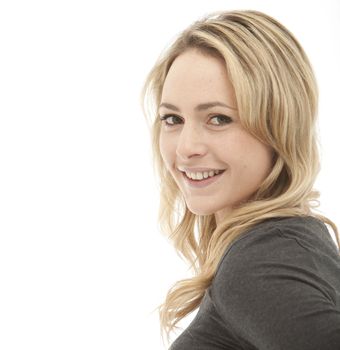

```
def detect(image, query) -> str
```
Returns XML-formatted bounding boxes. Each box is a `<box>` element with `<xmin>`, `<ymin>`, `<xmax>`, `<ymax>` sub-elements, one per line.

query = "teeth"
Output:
<box><xmin>185</xmin><ymin>170</ymin><xmax>222</xmax><ymax>180</ymax></box>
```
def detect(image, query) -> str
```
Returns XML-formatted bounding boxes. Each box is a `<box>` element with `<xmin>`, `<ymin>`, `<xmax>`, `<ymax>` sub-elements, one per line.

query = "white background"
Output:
<box><xmin>0</xmin><ymin>0</ymin><xmax>339</xmax><ymax>349</ymax></box>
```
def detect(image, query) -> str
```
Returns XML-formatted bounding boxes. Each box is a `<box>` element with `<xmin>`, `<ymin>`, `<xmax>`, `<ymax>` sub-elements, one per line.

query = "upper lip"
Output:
<box><xmin>178</xmin><ymin>166</ymin><xmax>225</xmax><ymax>173</ymax></box>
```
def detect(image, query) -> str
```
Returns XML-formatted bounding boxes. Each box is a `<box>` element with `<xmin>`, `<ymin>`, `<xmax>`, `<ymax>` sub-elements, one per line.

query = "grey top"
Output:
<box><xmin>169</xmin><ymin>216</ymin><xmax>340</xmax><ymax>350</ymax></box>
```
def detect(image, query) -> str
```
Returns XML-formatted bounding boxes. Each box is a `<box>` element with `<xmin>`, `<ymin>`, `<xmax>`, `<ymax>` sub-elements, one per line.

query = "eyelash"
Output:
<box><xmin>159</xmin><ymin>114</ymin><xmax>233</xmax><ymax>127</ymax></box>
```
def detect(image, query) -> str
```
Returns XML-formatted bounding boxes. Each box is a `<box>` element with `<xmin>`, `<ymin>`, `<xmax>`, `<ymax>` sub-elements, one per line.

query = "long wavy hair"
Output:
<box><xmin>141</xmin><ymin>9</ymin><xmax>340</xmax><ymax>345</ymax></box>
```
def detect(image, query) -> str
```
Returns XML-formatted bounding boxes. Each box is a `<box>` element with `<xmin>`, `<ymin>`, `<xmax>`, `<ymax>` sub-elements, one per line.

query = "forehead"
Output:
<box><xmin>161</xmin><ymin>49</ymin><xmax>236</xmax><ymax>104</ymax></box>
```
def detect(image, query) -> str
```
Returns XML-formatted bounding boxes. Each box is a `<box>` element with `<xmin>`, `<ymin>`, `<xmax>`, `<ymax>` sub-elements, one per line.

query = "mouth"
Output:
<box><xmin>181</xmin><ymin>169</ymin><xmax>225</xmax><ymax>180</ymax></box>
<box><xmin>180</xmin><ymin>169</ymin><xmax>226</xmax><ymax>188</ymax></box>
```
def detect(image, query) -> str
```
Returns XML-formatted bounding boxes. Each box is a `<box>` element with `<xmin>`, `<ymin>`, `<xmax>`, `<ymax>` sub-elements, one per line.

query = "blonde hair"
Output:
<box><xmin>141</xmin><ymin>9</ymin><xmax>340</xmax><ymax>345</ymax></box>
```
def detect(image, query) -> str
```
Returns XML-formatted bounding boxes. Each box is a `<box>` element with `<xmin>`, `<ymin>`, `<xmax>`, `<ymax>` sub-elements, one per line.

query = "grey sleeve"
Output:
<box><xmin>210</xmin><ymin>227</ymin><xmax>340</xmax><ymax>350</ymax></box>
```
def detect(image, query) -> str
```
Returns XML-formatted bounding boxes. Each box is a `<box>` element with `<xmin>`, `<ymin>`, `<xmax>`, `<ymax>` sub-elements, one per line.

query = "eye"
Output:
<box><xmin>209</xmin><ymin>114</ymin><xmax>233</xmax><ymax>126</ymax></box>
<box><xmin>159</xmin><ymin>114</ymin><xmax>182</xmax><ymax>127</ymax></box>
<box><xmin>159</xmin><ymin>114</ymin><xmax>233</xmax><ymax>127</ymax></box>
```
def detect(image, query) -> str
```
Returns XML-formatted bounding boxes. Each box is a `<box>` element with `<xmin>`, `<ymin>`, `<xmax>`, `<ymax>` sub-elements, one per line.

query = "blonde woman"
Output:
<box><xmin>141</xmin><ymin>10</ymin><xmax>340</xmax><ymax>350</ymax></box>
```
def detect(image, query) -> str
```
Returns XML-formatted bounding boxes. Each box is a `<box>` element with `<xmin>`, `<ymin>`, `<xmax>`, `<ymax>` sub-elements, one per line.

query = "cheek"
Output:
<box><xmin>227</xmin><ymin>132</ymin><xmax>273</xmax><ymax>177</ymax></box>
<box><xmin>159</xmin><ymin>133</ymin><xmax>167</xmax><ymax>163</ymax></box>
<box><xmin>246</xmin><ymin>146</ymin><xmax>273</xmax><ymax>181</ymax></box>
<box><xmin>159</xmin><ymin>132</ymin><xmax>174</xmax><ymax>170</ymax></box>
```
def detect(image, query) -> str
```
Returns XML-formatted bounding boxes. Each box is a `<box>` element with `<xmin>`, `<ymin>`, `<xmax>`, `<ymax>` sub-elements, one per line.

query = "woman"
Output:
<box><xmin>141</xmin><ymin>10</ymin><xmax>340</xmax><ymax>349</ymax></box>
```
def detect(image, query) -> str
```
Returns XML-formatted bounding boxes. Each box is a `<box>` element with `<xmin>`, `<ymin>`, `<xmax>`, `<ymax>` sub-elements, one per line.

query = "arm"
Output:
<box><xmin>211</xmin><ymin>227</ymin><xmax>340</xmax><ymax>350</ymax></box>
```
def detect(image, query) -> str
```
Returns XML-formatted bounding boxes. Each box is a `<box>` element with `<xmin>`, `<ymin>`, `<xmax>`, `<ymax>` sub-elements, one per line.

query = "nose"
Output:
<box><xmin>176</xmin><ymin>122</ymin><xmax>207</xmax><ymax>160</ymax></box>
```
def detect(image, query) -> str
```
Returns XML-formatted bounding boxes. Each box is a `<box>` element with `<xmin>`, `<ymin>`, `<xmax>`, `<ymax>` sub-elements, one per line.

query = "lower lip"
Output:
<box><xmin>182</xmin><ymin>171</ymin><xmax>225</xmax><ymax>188</ymax></box>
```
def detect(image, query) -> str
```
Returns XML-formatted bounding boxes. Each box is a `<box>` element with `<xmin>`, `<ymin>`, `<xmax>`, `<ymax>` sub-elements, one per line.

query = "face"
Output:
<box><xmin>159</xmin><ymin>49</ymin><xmax>274</xmax><ymax>224</ymax></box>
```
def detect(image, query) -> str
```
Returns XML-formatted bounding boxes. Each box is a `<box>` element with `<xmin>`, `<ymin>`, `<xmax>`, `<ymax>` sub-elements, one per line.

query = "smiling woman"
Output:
<box><xmin>141</xmin><ymin>9</ymin><xmax>340</xmax><ymax>350</ymax></box>
<box><xmin>158</xmin><ymin>49</ymin><xmax>274</xmax><ymax>223</ymax></box>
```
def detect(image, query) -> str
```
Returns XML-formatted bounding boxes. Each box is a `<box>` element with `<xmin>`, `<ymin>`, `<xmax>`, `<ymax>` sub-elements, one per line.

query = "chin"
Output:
<box><xmin>186</xmin><ymin>205</ymin><xmax>216</xmax><ymax>216</ymax></box>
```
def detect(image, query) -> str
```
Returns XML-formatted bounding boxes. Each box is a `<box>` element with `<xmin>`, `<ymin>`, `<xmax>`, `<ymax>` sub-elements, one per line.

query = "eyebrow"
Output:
<box><xmin>158</xmin><ymin>101</ymin><xmax>238</xmax><ymax>112</ymax></box>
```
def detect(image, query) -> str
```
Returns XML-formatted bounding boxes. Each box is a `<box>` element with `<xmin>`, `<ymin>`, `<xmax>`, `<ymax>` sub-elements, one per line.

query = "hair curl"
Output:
<box><xmin>140</xmin><ymin>9</ymin><xmax>340</xmax><ymax>346</ymax></box>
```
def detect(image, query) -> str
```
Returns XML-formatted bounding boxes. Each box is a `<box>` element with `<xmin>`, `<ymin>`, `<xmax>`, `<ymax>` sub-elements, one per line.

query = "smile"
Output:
<box><xmin>181</xmin><ymin>169</ymin><xmax>225</xmax><ymax>188</ymax></box>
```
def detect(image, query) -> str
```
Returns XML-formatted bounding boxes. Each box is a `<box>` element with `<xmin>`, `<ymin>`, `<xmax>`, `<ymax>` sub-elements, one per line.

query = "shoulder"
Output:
<box><xmin>211</xmin><ymin>215</ymin><xmax>340</xmax><ymax>312</ymax></box>
<box><xmin>209</xmin><ymin>215</ymin><xmax>340</xmax><ymax>348</ymax></box>
<box><xmin>215</xmin><ymin>215</ymin><xmax>337</xmax><ymax>274</ymax></box>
